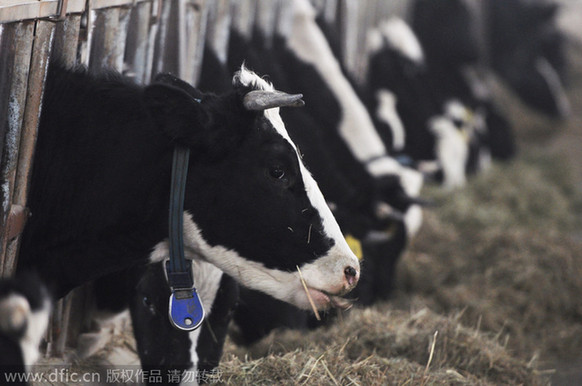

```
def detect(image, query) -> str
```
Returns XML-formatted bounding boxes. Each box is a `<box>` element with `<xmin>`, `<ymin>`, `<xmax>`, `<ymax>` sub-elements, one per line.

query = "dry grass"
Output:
<box><xmin>396</xmin><ymin>156</ymin><xmax>582</xmax><ymax>363</ymax></box>
<box><xmin>219</xmin><ymin>306</ymin><xmax>549</xmax><ymax>385</ymax></box>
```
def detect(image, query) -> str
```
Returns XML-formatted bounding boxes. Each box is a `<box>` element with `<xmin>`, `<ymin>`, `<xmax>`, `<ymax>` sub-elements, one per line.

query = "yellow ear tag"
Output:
<box><xmin>345</xmin><ymin>234</ymin><xmax>363</xmax><ymax>261</ymax></box>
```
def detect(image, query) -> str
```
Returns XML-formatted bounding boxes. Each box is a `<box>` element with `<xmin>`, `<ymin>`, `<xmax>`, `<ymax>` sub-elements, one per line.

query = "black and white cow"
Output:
<box><xmin>16</xmin><ymin>62</ymin><xmax>360</xmax><ymax>377</ymax></box>
<box><xmin>116</xmin><ymin>30</ymin><xmax>399</xmax><ymax>377</ymax></box>
<box><xmin>223</xmin><ymin>1</ymin><xmax>428</xmax><ymax>345</ymax></box>
<box><xmin>276</xmin><ymin>0</ymin><xmax>424</xmax><ymax>236</ymax></box>
<box><xmin>411</xmin><ymin>0</ymin><xmax>570</xmax><ymax>119</ymax></box>
<box><xmin>361</xmin><ymin>17</ymin><xmax>500</xmax><ymax>189</ymax></box>
<box><xmin>0</xmin><ymin>272</ymin><xmax>51</xmax><ymax>385</ymax></box>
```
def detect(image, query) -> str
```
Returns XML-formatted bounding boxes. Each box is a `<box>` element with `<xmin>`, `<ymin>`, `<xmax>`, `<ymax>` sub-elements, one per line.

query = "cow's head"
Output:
<box><xmin>488</xmin><ymin>0</ymin><xmax>569</xmax><ymax>118</ymax></box>
<box><xmin>144</xmin><ymin>66</ymin><xmax>359</xmax><ymax>311</ymax></box>
<box><xmin>0</xmin><ymin>272</ymin><xmax>51</xmax><ymax>368</ymax></box>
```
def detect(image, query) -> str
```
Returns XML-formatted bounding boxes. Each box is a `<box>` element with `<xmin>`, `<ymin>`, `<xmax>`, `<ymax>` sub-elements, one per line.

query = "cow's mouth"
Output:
<box><xmin>307</xmin><ymin>287</ymin><xmax>353</xmax><ymax>310</ymax></box>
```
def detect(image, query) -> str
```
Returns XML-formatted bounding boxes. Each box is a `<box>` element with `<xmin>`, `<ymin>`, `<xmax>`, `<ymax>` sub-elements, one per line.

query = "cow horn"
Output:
<box><xmin>243</xmin><ymin>90</ymin><xmax>305</xmax><ymax>111</ymax></box>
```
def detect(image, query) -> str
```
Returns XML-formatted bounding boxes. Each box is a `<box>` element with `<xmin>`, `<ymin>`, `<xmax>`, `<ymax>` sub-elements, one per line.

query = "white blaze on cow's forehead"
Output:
<box><xmin>233</xmin><ymin>65</ymin><xmax>349</xmax><ymax>248</ymax></box>
<box><xmin>366</xmin><ymin>156</ymin><xmax>423</xmax><ymax>197</ymax></box>
<box><xmin>444</xmin><ymin>99</ymin><xmax>469</xmax><ymax>122</ymax></box>
<box><xmin>375</xmin><ymin>89</ymin><xmax>406</xmax><ymax>151</ymax></box>
<box><xmin>405</xmin><ymin>205</ymin><xmax>423</xmax><ymax>238</ymax></box>
<box><xmin>289</xmin><ymin>0</ymin><xmax>388</xmax><ymax>163</ymax></box>
<box><xmin>164</xmin><ymin>213</ymin><xmax>358</xmax><ymax>311</ymax></box>
<box><xmin>429</xmin><ymin>116</ymin><xmax>468</xmax><ymax>189</ymax></box>
<box><xmin>379</xmin><ymin>18</ymin><xmax>425</xmax><ymax>65</ymax></box>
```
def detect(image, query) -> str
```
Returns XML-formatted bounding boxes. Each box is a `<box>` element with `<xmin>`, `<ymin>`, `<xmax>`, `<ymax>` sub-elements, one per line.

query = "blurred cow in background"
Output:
<box><xmin>0</xmin><ymin>273</ymin><xmax>51</xmax><ymax>384</ymax></box>
<box><xmin>412</xmin><ymin>0</ymin><xmax>570</xmax><ymax>119</ymax></box>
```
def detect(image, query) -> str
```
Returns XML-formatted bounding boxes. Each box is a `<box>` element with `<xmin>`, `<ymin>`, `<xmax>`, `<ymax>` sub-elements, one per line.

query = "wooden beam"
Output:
<box><xmin>0</xmin><ymin>0</ymin><xmax>151</xmax><ymax>24</ymax></box>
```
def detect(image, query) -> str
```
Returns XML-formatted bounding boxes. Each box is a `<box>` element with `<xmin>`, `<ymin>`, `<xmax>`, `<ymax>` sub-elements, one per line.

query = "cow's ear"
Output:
<box><xmin>143</xmin><ymin>84</ymin><xmax>210</xmax><ymax>145</ymax></box>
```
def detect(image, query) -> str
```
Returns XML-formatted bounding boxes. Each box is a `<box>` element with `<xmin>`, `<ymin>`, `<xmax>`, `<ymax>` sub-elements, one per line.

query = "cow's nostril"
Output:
<box><xmin>344</xmin><ymin>266</ymin><xmax>358</xmax><ymax>286</ymax></box>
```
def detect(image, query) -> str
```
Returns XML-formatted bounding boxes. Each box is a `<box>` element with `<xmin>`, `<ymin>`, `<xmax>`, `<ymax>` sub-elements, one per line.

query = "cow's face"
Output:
<box><xmin>145</xmin><ymin>67</ymin><xmax>359</xmax><ymax>311</ymax></box>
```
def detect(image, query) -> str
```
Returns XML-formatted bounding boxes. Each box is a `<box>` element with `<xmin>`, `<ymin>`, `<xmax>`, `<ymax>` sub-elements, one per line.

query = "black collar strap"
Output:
<box><xmin>166</xmin><ymin>145</ymin><xmax>205</xmax><ymax>331</ymax></box>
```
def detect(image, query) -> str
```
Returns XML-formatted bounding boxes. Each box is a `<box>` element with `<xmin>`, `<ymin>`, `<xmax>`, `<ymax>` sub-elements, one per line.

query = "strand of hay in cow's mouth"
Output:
<box><xmin>297</xmin><ymin>265</ymin><xmax>321</xmax><ymax>321</ymax></box>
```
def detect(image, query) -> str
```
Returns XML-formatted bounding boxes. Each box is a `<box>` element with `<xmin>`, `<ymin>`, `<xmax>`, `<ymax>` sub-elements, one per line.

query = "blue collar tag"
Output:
<box><xmin>169</xmin><ymin>288</ymin><xmax>205</xmax><ymax>331</ymax></box>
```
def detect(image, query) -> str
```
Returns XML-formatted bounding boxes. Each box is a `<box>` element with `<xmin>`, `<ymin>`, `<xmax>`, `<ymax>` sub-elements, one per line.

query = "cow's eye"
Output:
<box><xmin>269</xmin><ymin>166</ymin><xmax>285</xmax><ymax>179</ymax></box>
<box><xmin>452</xmin><ymin>118</ymin><xmax>464</xmax><ymax>128</ymax></box>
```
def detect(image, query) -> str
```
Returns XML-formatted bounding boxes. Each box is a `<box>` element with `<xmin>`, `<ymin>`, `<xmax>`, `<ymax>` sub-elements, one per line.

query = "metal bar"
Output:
<box><xmin>231</xmin><ymin>0</ymin><xmax>256</xmax><ymax>38</ymax></box>
<box><xmin>143</xmin><ymin>0</ymin><xmax>160</xmax><ymax>82</ymax></box>
<box><xmin>89</xmin><ymin>7</ymin><xmax>120</xmax><ymax>70</ymax></box>
<box><xmin>178</xmin><ymin>0</ymin><xmax>188</xmax><ymax>79</ymax></box>
<box><xmin>151</xmin><ymin>0</ymin><xmax>174</xmax><ymax>76</ymax></box>
<box><xmin>182</xmin><ymin>0</ymin><xmax>207</xmax><ymax>85</ymax></box>
<box><xmin>123</xmin><ymin>1</ymin><xmax>152</xmax><ymax>83</ymax></box>
<box><xmin>0</xmin><ymin>0</ymin><xmax>157</xmax><ymax>24</ymax></box>
<box><xmin>52</xmin><ymin>14</ymin><xmax>81</xmax><ymax>65</ymax></box>
<box><xmin>0</xmin><ymin>0</ymin><xmax>83</xmax><ymax>23</ymax></box>
<box><xmin>7</xmin><ymin>20</ymin><xmax>56</xmax><ymax>274</ymax></box>
<box><xmin>0</xmin><ymin>22</ymin><xmax>34</xmax><ymax>277</ymax></box>
<box><xmin>323</xmin><ymin>0</ymin><xmax>338</xmax><ymax>27</ymax></box>
<box><xmin>0</xmin><ymin>23</ymin><xmax>25</xmax><ymax>276</ymax></box>
<box><xmin>338</xmin><ymin>0</ymin><xmax>359</xmax><ymax>77</ymax></box>
<box><xmin>353</xmin><ymin>0</ymin><xmax>371</xmax><ymax>85</ymax></box>
<box><xmin>77</xmin><ymin>3</ymin><xmax>95</xmax><ymax>66</ymax></box>
<box><xmin>87</xmin><ymin>5</ymin><xmax>131</xmax><ymax>71</ymax></box>
<box><xmin>254</xmin><ymin>0</ymin><xmax>277</xmax><ymax>49</ymax></box>
<box><xmin>275</xmin><ymin>0</ymin><xmax>292</xmax><ymax>39</ymax></box>
<box><xmin>46</xmin><ymin>0</ymin><xmax>69</xmax><ymax>21</ymax></box>
<box><xmin>206</xmin><ymin>0</ymin><xmax>231</xmax><ymax>65</ymax></box>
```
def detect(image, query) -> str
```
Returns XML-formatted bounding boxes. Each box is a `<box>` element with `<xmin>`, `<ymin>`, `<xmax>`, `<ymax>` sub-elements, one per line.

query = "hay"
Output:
<box><xmin>396</xmin><ymin>155</ymin><xmax>582</xmax><ymax>363</ymax></box>
<box><xmin>219</xmin><ymin>306</ymin><xmax>548</xmax><ymax>385</ymax></box>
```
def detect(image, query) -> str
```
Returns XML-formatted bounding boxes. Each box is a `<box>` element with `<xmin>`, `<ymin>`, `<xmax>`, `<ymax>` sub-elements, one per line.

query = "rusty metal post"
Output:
<box><xmin>231</xmin><ymin>0</ymin><xmax>256</xmax><ymax>38</ymax></box>
<box><xmin>152</xmin><ymin>0</ymin><xmax>177</xmax><ymax>76</ymax></box>
<box><xmin>275</xmin><ymin>0</ymin><xmax>293</xmax><ymax>39</ymax></box>
<box><xmin>338</xmin><ymin>0</ymin><xmax>359</xmax><ymax>78</ymax></box>
<box><xmin>78</xmin><ymin>3</ymin><xmax>96</xmax><ymax>66</ymax></box>
<box><xmin>180</xmin><ymin>0</ymin><xmax>208</xmax><ymax>85</ymax></box>
<box><xmin>206</xmin><ymin>0</ymin><xmax>232</xmax><ymax>65</ymax></box>
<box><xmin>89</xmin><ymin>6</ymin><xmax>130</xmax><ymax>72</ymax></box>
<box><xmin>52</xmin><ymin>15</ymin><xmax>82</xmax><ymax>66</ymax></box>
<box><xmin>144</xmin><ymin>0</ymin><xmax>162</xmax><ymax>82</ymax></box>
<box><xmin>6</xmin><ymin>20</ymin><xmax>56</xmax><ymax>276</ymax></box>
<box><xmin>0</xmin><ymin>22</ymin><xmax>35</xmax><ymax>277</ymax></box>
<box><xmin>254</xmin><ymin>0</ymin><xmax>278</xmax><ymax>48</ymax></box>
<box><xmin>321</xmin><ymin>0</ymin><xmax>339</xmax><ymax>28</ymax></box>
<box><xmin>124</xmin><ymin>1</ymin><xmax>153</xmax><ymax>83</ymax></box>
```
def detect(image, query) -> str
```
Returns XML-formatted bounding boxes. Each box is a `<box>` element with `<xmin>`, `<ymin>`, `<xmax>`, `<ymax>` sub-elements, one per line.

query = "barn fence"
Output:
<box><xmin>0</xmin><ymin>0</ymin><xmax>391</xmax><ymax>359</ymax></box>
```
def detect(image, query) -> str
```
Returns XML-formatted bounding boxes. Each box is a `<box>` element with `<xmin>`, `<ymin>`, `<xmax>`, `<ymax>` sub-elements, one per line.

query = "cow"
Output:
<box><xmin>0</xmin><ymin>272</ymin><xmax>51</xmax><ymax>385</ymax></box>
<box><xmin>358</xmin><ymin>17</ymin><xmax>500</xmax><ymax>189</ymax></box>
<box><xmin>411</xmin><ymin>0</ymin><xmax>570</xmax><ymax>119</ymax></box>
<box><xmin>94</xmin><ymin>31</ymin><xmax>401</xmax><ymax>378</ymax></box>
<box><xmin>16</xmin><ymin>62</ymin><xmax>360</xmax><ymax>379</ymax></box>
<box><xmin>122</xmin><ymin>34</ymin><xmax>396</xmax><ymax>373</ymax></box>
<box><xmin>224</xmin><ymin>1</ymin><xmax>427</xmax><ymax>345</ymax></box>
